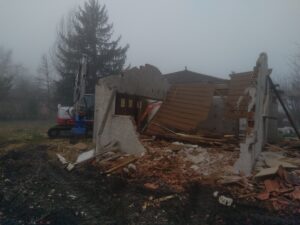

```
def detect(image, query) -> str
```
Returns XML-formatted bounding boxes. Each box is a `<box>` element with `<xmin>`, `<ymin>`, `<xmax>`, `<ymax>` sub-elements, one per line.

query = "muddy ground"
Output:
<box><xmin>0</xmin><ymin>143</ymin><xmax>299</xmax><ymax>225</ymax></box>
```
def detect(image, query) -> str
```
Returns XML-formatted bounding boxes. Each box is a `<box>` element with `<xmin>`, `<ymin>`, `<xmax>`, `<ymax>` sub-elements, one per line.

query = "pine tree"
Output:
<box><xmin>54</xmin><ymin>0</ymin><xmax>129</xmax><ymax>104</ymax></box>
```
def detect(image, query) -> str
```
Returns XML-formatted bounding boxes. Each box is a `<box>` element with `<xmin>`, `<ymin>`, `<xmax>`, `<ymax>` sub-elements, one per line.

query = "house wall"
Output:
<box><xmin>99</xmin><ymin>64</ymin><xmax>170</xmax><ymax>100</ymax></box>
<box><xmin>93</xmin><ymin>84</ymin><xmax>146</xmax><ymax>154</ymax></box>
<box><xmin>234</xmin><ymin>52</ymin><xmax>273</xmax><ymax>175</ymax></box>
<box><xmin>93</xmin><ymin>64</ymin><xmax>169</xmax><ymax>155</ymax></box>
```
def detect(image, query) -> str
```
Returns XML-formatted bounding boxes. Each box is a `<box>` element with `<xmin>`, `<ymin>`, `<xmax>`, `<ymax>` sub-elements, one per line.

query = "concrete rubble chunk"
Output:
<box><xmin>75</xmin><ymin>149</ymin><xmax>95</xmax><ymax>164</ymax></box>
<box><xmin>56</xmin><ymin>154</ymin><xmax>67</xmax><ymax>165</ymax></box>
<box><xmin>264</xmin><ymin>158</ymin><xmax>298</xmax><ymax>169</ymax></box>
<box><xmin>255</xmin><ymin>167</ymin><xmax>279</xmax><ymax>178</ymax></box>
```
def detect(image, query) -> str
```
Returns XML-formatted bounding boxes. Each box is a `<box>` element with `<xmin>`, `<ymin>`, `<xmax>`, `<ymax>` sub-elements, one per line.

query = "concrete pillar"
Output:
<box><xmin>234</xmin><ymin>52</ymin><xmax>270</xmax><ymax>175</ymax></box>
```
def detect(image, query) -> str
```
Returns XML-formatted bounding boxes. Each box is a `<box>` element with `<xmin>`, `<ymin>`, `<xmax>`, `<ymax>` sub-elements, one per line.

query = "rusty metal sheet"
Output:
<box><xmin>225</xmin><ymin>72</ymin><xmax>255</xmax><ymax>119</ymax></box>
<box><xmin>146</xmin><ymin>83</ymin><xmax>215</xmax><ymax>135</ymax></box>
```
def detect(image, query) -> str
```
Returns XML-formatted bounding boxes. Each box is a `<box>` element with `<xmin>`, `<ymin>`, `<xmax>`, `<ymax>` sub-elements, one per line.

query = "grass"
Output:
<box><xmin>0</xmin><ymin>120</ymin><xmax>54</xmax><ymax>144</ymax></box>
<box><xmin>0</xmin><ymin>120</ymin><xmax>94</xmax><ymax>156</ymax></box>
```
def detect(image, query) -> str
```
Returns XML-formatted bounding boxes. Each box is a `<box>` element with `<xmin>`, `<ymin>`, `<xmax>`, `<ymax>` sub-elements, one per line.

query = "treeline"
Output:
<box><xmin>0</xmin><ymin>48</ymin><xmax>55</xmax><ymax>120</ymax></box>
<box><xmin>0</xmin><ymin>0</ymin><xmax>128</xmax><ymax>121</ymax></box>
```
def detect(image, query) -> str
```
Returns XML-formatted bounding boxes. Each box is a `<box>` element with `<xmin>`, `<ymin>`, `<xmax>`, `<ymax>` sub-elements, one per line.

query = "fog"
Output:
<box><xmin>0</xmin><ymin>0</ymin><xmax>300</xmax><ymax>78</ymax></box>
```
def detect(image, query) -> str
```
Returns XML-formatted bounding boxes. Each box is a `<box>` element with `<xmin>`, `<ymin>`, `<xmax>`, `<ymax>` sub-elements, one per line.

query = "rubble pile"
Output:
<box><xmin>96</xmin><ymin>139</ymin><xmax>240</xmax><ymax>192</ymax></box>
<box><xmin>132</xmin><ymin>142</ymin><xmax>200</xmax><ymax>192</ymax></box>
<box><xmin>221</xmin><ymin>140</ymin><xmax>300</xmax><ymax>213</ymax></box>
<box><xmin>177</xmin><ymin>143</ymin><xmax>239</xmax><ymax>178</ymax></box>
<box><xmin>52</xmin><ymin>136</ymin><xmax>300</xmax><ymax>215</ymax></box>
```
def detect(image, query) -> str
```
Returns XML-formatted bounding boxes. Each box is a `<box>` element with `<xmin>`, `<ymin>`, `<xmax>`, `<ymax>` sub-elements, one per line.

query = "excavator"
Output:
<box><xmin>47</xmin><ymin>55</ymin><xmax>94</xmax><ymax>138</ymax></box>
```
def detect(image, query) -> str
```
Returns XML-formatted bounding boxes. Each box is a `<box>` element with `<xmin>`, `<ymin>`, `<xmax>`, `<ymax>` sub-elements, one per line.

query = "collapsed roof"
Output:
<box><xmin>93</xmin><ymin>53</ymin><xmax>276</xmax><ymax>175</ymax></box>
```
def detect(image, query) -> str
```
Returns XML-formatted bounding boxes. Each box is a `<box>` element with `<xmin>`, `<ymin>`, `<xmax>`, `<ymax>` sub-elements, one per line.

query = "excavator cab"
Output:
<box><xmin>48</xmin><ymin>55</ymin><xmax>94</xmax><ymax>138</ymax></box>
<box><xmin>47</xmin><ymin>94</ymin><xmax>94</xmax><ymax>138</ymax></box>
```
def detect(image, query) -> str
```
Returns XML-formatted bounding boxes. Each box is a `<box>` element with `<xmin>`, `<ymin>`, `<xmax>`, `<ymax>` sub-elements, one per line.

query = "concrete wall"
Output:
<box><xmin>93</xmin><ymin>64</ymin><xmax>169</xmax><ymax>155</ymax></box>
<box><xmin>234</xmin><ymin>52</ymin><xmax>272</xmax><ymax>175</ymax></box>
<box><xmin>93</xmin><ymin>84</ymin><xmax>146</xmax><ymax>154</ymax></box>
<box><xmin>98</xmin><ymin>64</ymin><xmax>170</xmax><ymax>100</ymax></box>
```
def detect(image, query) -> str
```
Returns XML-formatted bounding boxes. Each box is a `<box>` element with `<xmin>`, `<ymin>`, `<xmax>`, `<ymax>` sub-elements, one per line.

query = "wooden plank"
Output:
<box><xmin>104</xmin><ymin>156</ymin><xmax>137</xmax><ymax>174</ymax></box>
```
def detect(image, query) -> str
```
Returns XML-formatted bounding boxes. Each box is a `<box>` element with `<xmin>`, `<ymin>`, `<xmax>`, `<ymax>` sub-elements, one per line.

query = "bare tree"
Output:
<box><xmin>37</xmin><ymin>54</ymin><xmax>54</xmax><ymax>108</ymax></box>
<box><xmin>281</xmin><ymin>47</ymin><xmax>300</xmax><ymax>127</ymax></box>
<box><xmin>0</xmin><ymin>47</ymin><xmax>14</xmax><ymax>100</ymax></box>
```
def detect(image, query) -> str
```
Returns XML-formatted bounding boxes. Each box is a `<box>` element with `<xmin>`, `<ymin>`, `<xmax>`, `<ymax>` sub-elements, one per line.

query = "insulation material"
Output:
<box><xmin>146</xmin><ymin>83</ymin><xmax>215</xmax><ymax>136</ymax></box>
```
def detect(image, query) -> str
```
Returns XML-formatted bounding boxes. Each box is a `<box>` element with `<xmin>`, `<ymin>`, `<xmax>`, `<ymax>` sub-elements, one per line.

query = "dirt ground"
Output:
<box><xmin>0</xmin><ymin>122</ymin><xmax>299</xmax><ymax>225</ymax></box>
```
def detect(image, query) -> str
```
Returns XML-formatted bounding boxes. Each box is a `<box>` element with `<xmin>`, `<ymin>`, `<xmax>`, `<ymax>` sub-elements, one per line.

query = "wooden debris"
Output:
<box><xmin>266</xmin><ymin>144</ymin><xmax>286</xmax><ymax>152</ymax></box>
<box><xmin>217</xmin><ymin>175</ymin><xmax>243</xmax><ymax>184</ymax></box>
<box><xmin>73</xmin><ymin>143</ymin><xmax>88</xmax><ymax>151</ymax></box>
<box><xmin>98</xmin><ymin>153</ymin><xmax>122</xmax><ymax>164</ymax></box>
<box><xmin>104</xmin><ymin>156</ymin><xmax>137</xmax><ymax>174</ymax></box>
<box><xmin>237</xmin><ymin>192</ymin><xmax>257</xmax><ymax>199</ymax></box>
<box><xmin>142</xmin><ymin>195</ymin><xmax>177</xmax><ymax>211</ymax></box>
<box><xmin>144</xmin><ymin>183</ymin><xmax>159</xmax><ymax>191</ymax></box>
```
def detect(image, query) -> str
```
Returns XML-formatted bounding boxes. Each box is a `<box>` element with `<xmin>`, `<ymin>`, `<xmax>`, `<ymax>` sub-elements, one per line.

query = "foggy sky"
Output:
<box><xmin>0</xmin><ymin>0</ymin><xmax>300</xmax><ymax>79</ymax></box>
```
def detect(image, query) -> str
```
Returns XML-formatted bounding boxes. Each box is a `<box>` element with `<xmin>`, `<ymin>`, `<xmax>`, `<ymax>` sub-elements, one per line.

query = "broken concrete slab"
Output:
<box><xmin>75</xmin><ymin>149</ymin><xmax>95</xmax><ymax>164</ymax></box>
<box><xmin>255</xmin><ymin>167</ymin><xmax>279</xmax><ymax>178</ymax></box>
<box><xmin>56</xmin><ymin>153</ymin><xmax>67</xmax><ymax>165</ymax></box>
<box><xmin>264</xmin><ymin>158</ymin><xmax>298</xmax><ymax>169</ymax></box>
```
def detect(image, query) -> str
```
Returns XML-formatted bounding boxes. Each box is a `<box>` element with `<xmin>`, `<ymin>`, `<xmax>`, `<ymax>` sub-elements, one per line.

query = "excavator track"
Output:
<box><xmin>47</xmin><ymin>125</ymin><xmax>73</xmax><ymax>138</ymax></box>
<box><xmin>47</xmin><ymin>125</ymin><xmax>93</xmax><ymax>139</ymax></box>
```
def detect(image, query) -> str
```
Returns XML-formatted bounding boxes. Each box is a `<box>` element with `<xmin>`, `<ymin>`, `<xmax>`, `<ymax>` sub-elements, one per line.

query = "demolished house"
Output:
<box><xmin>62</xmin><ymin>52</ymin><xmax>299</xmax><ymax>212</ymax></box>
<box><xmin>93</xmin><ymin>52</ymin><xmax>277</xmax><ymax>175</ymax></box>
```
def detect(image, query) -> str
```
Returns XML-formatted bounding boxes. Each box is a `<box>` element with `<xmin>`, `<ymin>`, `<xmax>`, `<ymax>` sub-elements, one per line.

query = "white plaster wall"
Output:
<box><xmin>234</xmin><ymin>53</ymin><xmax>270</xmax><ymax>175</ymax></box>
<box><xmin>100</xmin><ymin>115</ymin><xmax>146</xmax><ymax>155</ymax></box>
<box><xmin>99</xmin><ymin>64</ymin><xmax>170</xmax><ymax>100</ymax></box>
<box><xmin>93</xmin><ymin>83</ymin><xmax>114</xmax><ymax>142</ymax></box>
<box><xmin>94</xmin><ymin>84</ymin><xmax>145</xmax><ymax>155</ymax></box>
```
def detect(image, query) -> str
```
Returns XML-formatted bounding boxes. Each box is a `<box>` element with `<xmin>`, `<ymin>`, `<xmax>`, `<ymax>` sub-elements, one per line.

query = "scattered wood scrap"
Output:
<box><xmin>104</xmin><ymin>155</ymin><xmax>137</xmax><ymax>174</ymax></box>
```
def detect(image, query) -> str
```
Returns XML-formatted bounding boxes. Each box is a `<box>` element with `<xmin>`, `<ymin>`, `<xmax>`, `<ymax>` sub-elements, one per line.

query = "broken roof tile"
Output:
<box><xmin>264</xmin><ymin>179</ymin><xmax>280</xmax><ymax>193</ymax></box>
